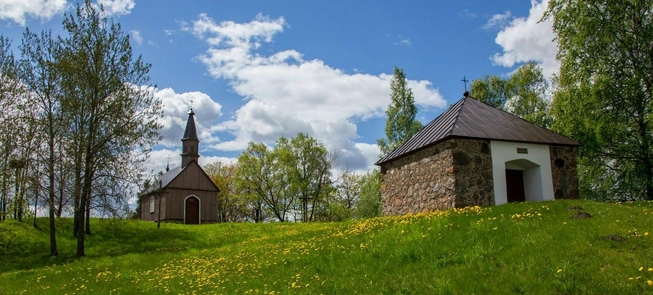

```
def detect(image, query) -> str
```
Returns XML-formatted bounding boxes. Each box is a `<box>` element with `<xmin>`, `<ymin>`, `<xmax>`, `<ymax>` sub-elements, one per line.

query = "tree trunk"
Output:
<box><xmin>85</xmin><ymin>197</ymin><xmax>91</xmax><ymax>235</ymax></box>
<box><xmin>33</xmin><ymin>191</ymin><xmax>37</xmax><ymax>228</ymax></box>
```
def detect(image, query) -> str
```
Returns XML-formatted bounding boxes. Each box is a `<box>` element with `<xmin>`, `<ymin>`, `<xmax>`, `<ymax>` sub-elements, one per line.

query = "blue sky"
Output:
<box><xmin>0</xmin><ymin>0</ymin><xmax>557</xmax><ymax>174</ymax></box>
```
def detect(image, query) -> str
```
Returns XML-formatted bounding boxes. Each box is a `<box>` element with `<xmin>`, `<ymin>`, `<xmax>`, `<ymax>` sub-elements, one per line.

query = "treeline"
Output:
<box><xmin>0</xmin><ymin>0</ymin><xmax>161</xmax><ymax>257</ymax></box>
<box><xmin>202</xmin><ymin>133</ymin><xmax>382</xmax><ymax>223</ymax></box>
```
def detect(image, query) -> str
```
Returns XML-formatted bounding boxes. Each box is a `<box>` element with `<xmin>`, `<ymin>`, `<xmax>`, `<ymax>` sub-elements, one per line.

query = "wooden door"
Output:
<box><xmin>506</xmin><ymin>169</ymin><xmax>525</xmax><ymax>203</ymax></box>
<box><xmin>185</xmin><ymin>197</ymin><xmax>200</xmax><ymax>224</ymax></box>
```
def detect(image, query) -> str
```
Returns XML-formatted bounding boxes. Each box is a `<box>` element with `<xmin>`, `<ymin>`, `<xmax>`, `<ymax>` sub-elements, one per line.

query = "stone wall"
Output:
<box><xmin>380</xmin><ymin>140</ymin><xmax>455</xmax><ymax>215</ymax></box>
<box><xmin>451</xmin><ymin>139</ymin><xmax>495</xmax><ymax>207</ymax></box>
<box><xmin>380</xmin><ymin>138</ymin><xmax>495</xmax><ymax>216</ymax></box>
<box><xmin>549</xmin><ymin>145</ymin><xmax>579</xmax><ymax>199</ymax></box>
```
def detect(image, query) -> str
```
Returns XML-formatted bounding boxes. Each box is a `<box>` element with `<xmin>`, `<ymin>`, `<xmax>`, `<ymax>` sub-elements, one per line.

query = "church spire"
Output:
<box><xmin>181</xmin><ymin>109</ymin><xmax>200</xmax><ymax>168</ymax></box>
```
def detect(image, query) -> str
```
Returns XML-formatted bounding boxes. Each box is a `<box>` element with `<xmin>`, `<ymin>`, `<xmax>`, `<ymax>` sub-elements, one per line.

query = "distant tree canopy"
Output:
<box><xmin>377</xmin><ymin>66</ymin><xmax>423</xmax><ymax>156</ymax></box>
<box><xmin>203</xmin><ymin>132</ymin><xmax>380</xmax><ymax>223</ymax></box>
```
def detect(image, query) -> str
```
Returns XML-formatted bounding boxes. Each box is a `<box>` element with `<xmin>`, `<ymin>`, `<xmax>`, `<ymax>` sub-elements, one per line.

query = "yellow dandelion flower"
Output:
<box><xmin>640</xmin><ymin>267</ymin><xmax>644</xmax><ymax>271</ymax></box>
<box><xmin>629</xmin><ymin>277</ymin><xmax>634</xmax><ymax>281</ymax></box>
<box><xmin>645</xmin><ymin>232</ymin><xmax>649</xmax><ymax>236</ymax></box>
<box><xmin>649</xmin><ymin>268</ymin><xmax>653</xmax><ymax>272</ymax></box>
<box><xmin>648</xmin><ymin>280</ymin><xmax>653</xmax><ymax>286</ymax></box>
<box><xmin>493</xmin><ymin>227</ymin><xmax>498</xmax><ymax>230</ymax></box>
<box><xmin>557</xmin><ymin>269</ymin><xmax>562</xmax><ymax>273</ymax></box>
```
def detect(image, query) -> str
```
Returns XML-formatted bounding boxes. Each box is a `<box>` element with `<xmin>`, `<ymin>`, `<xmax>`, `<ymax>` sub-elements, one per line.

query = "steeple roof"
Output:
<box><xmin>376</xmin><ymin>95</ymin><xmax>580</xmax><ymax>166</ymax></box>
<box><xmin>183</xmin><ymin>109</ymin><xmax>198</xmax><ymax>140</ymax></box>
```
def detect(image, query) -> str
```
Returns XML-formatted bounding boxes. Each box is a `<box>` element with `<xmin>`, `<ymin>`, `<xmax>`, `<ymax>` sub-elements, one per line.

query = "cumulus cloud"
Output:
<box><xmin>95</xmin><ymin>0</ymin><xmax>134</xmax><ymax>16</ymax></box>
<box><xmin>154</xmin><ymin>87</ymin><xmax>223</xmax><ymax>149</ymax></box>
<box><xmin>0</xmin><ymin>0</ymin><xmax>67</xmax><ymax>25</ymax></box>
<box><xmin>0</xmin><ymin>0</ymin><xmax>134</xmax><ymax>25</ymax></box>
<box><xmin>145</xmin><ymin>148</ymin><xmax>237</xmax><ymax>175</ymax></box>
<box><xmin>491</xmin><ymin>0</ymin><xmax>559</xmax><ymax>78</ymax></box>
<box><xmin>188</xmin><ymin>13</ymin><xmax>446</xmax><ymax>171</ymax></box>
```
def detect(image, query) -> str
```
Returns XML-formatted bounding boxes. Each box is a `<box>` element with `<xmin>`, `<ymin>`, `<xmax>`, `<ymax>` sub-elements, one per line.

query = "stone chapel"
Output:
<box><xmin>139</xmin><ymin>109</ymin><xmax>219</xmax><ymax>224</ymax></box>
<box><xmin>375</xmin><ymin>92</ymin><xmax>580</xmax><ymax>216</ymax></box>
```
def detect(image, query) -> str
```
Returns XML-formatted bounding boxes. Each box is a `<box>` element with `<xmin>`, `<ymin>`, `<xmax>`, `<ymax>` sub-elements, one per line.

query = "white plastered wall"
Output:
<box><xmin>490</xmin><ymin>141</ymin><xmax>554</xmax><ymax>205</ymax></box>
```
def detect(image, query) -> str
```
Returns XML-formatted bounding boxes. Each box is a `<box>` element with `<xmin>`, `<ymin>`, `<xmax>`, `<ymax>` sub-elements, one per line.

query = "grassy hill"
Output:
<box><xmin>1</xmin><ymin>200</ymin><xmax>652</xmax><ymax>294</ymax></box>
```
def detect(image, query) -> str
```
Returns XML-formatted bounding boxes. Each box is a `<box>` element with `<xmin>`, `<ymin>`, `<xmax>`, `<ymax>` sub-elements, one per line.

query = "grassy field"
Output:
<box><xmin>1</xmin><ymin>200</ymin><xmax>652</xmax><ymax>294</ymax></box>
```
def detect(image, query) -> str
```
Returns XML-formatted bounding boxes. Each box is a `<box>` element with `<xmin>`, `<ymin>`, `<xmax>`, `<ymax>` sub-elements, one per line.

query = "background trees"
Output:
<box><xmin>377</xmin><ymin>66</ymin><xmax>423</xmax><ymax>155</ymax></box>
<box><xmin>0</xmin><ymin>0</ymin><xmax>162</xmax><ymax>258</ymax></box>
<box><xmin>470</xmin><ymin>62</ymin><xmax>551</xmax><ymax>128</ymax></box>
<box><xmin>547</xmin><ymin>0</ymin><xmax>653</xmax><ymax>201</ymax></box>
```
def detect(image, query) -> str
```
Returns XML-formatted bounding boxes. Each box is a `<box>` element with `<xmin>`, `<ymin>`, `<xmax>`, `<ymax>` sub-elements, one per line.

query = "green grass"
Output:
<box><xmin>1</xmin><ymin>200</ymin><xmax>652</xmax><ymax>294</ymax></box>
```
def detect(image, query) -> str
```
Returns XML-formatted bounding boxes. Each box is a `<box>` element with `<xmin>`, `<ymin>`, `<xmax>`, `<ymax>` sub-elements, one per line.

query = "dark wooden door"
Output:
<box><xmin>506</xmin><ymin>169</ymin><xmax>525</xmax><ymax>203</ymax></box>
<box><xmin>185</xmin><ymin>197</ymin><xmax>200</xmax><ymax>224</ymax></box>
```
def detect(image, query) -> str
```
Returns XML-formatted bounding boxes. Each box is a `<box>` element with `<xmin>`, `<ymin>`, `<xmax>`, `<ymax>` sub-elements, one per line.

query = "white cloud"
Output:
<box><xmin>458</xmin><ymin>9</ymin><xmax>477</xmax><ymax>20</ymax></box>
<box><xmin>130</xmin><ymin>30</ymin><xmax>142</xmax><ymax>45</ymax></box>
<box><xmin>483</xmin><ymin>11</ymin><xmax>512</xmax><ymax>30</ymax></box>
<box><xmin>154</xmin><ymin>87</ymin><xmax>223</xmax><ymax>149</ymax></box>
<box><xmin>0</xmin><ymin>0</ymin><xmax>67</xmax><ymax>25</ymax></box>
<box><xmin>395</xmin><ymin>39</ymin><xmax>411</xmax><ymax>46</ymax></box>
<box><xmin>0</xmin><ymin>0</ymin><xmax>134</xmax><ymax>25</ymax></box>
<box><xmin>95</xmin><ymin>0</ymin><xmax>134</xmax><ymax>16</ymax></box>
<box><xmin>188</xmin><ymin>13</ymin><xmax>446</xmax><ymax>171</ymax></box>
<box><xmin>145</xmin><ymin>148</ymin><xmax>237</xmax><ymax>177</ymax></box>
<box><xmin>491</xmin><ymin>0</ymin><xmax>559</xmax><ymax>78</ymax></box>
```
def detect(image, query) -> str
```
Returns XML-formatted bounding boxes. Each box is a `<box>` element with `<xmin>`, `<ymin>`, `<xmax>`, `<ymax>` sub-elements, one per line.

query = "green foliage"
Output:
<box><xmin>284</xmin><ymin>133</ymin><xmax>333</xmax><ymax>222</ymax></box>
<box><xmin>235</xmin><ymin>133</ymin><xmax>334</xmax><ymax>222</ymax></box>
<box><xmin>1</xmin><ymin>200</ymin><xmax>652</xmax><ymax>294</ymax></box>
<box><xmin>470</xmin><ymin>62</ymin><xmax>552</xmax><ymax>128</ymax></box>
<box><xmin>547</xmin><ymin>0</ymin><xmax>653</xmax><ymax>200</ymax></box>
<box><xmin>354</xmin><ymin>169</ymin><xmax>382</xmax><ymax>219</ymax></box>
<box><xmin>204</xmin><ymin>161</ymin><xmax>250</xmax><ymax>222</ymax></box>
<box><xmin>377</xmin><ymin>66</ymin><xmax>423</xmax><ymax>155</ymax></box>
<box><xmin>235</xmin><ymin>142</ymin><xmax>285</xmax><ymax>222</ymax></box>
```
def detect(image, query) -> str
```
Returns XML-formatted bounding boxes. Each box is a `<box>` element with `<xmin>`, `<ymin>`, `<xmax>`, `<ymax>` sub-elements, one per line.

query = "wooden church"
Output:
<box><xmin>139</xmin><ymin>109</ymin><xmax>219</xmax><ymax>224</ymax></box>
<box><xmin>376</xmin><ymin>92</ymin><xmax>580</xmax><ymax>216</ymax></box>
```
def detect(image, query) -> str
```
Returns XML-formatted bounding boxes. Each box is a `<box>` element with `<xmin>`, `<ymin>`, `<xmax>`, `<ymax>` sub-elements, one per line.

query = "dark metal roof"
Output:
<box><xmin>183</xmin><ymin>109</ymin><xmax>198</xmax><ymax>140</ymax></box>
<box><xmin>140</xmin><ymin>166</ymin><xmax>183</xmax><ymax>196</ymax></box>
<box><xmin>375</xmin><ymin>96</ymin><xmax>580</xmax><ymax>165</ymax></box>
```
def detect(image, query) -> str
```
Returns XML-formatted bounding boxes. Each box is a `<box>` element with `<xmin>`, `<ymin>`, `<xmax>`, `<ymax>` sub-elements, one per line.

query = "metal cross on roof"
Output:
<box><xmin>461</xmin><ymin>76</ymin><xmax>469</xmax><ymax>91</ymax></box>
<box><xmin>189</xmin><ymin>98</ymin><xmax>194</xmax><ymax>110</ymax></box>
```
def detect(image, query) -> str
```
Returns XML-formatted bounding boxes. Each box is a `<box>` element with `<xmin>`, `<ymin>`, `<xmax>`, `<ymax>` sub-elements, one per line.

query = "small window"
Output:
<box><xmin>149</xmin><ymin>196</ymin><xmax>155</xmax><ymax>213</ymax></box>
<box><xmin>516</xmin><ymin>148</ymin><xmax>528</xmax><ymax>154</ymax></box>
<box><xmin>183</xmin><ymin>145</ymin><xmax>187</xmax><ymax>153</ymax></box>
<box><xmin>191</xmin><ymin>145</ymin><xmax>195</xmax><ymax>153</ymax></box>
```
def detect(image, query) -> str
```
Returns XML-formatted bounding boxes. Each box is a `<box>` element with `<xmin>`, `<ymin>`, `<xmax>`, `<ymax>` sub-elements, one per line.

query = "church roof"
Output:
<box><xmin>140</xmin><ymin>166</ymin><xmax>183</xmax><ymax>196</ymax></box>
<box><xmin>183</xmin><ymin>109</ymin><xmax>198</xmax><ymax>140</ymax></box>
<box><xmin>375</xmin><ymin>95</ymin><xmax>580</xmax><ymax>166</ymax></box>
<box><xmin>139</xmin><ymin>160</ymin><xmax>220</xmax><ymax>196</ymax></box>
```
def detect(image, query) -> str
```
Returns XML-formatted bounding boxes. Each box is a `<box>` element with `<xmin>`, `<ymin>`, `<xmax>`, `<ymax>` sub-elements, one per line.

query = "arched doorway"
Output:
<box><xmin>184</xmin><ymin>196</ymin><xmax>200</xmax><ymax>224</ymax></box>
<box><xmin>505</xmin><ymin>159</ymin><xmax>543</xmax><ymax>203</ymax></box>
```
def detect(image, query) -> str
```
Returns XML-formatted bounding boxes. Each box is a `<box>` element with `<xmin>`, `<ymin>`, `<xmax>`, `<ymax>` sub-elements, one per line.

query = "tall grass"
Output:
<box><xmin>1</xmin><ymin>200</ymin><xmax>652</xmax><ymax>294</ymax></box>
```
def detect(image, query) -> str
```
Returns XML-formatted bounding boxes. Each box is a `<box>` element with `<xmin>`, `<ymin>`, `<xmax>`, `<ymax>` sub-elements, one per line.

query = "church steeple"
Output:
<box><xmin>181</xmin><ymin>109</ymin><xmax>200</xmax><ymax>168</ymax></box>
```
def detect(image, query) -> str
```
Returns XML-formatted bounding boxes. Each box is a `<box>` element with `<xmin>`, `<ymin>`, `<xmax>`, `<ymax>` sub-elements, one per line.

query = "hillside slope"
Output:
<box><xmin>1</xmin><ymin>200</ymin><xmax>652</xmax><ymax>294</ymax></box>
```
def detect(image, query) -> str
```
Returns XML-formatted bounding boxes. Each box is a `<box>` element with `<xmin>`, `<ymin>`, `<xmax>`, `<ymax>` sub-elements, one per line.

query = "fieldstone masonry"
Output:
<box><xmin>381</xmin><ymin>138</ymin><xmax>494</xmax><ymax>215</ymax></box>
<box><xmin>549</xmin><ymin>145</ymin><xmax>579</xmax><ymax>199</ymax></box>
<box><xmin>381</xmin><ymin>139</ymin><xmax>579</xmax><ymax>216</ymax></box>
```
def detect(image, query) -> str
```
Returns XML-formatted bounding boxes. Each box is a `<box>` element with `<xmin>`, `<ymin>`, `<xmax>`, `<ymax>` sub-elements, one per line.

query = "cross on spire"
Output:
<box><xmin>189</xmin><ymin>98</ymin><xmax>194</xmax><ymax>110</ymax></box>
<box><xmin>461</xmin><ymin>76</ymin><xmax>469</xmax><ymax>91</ymax></box>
